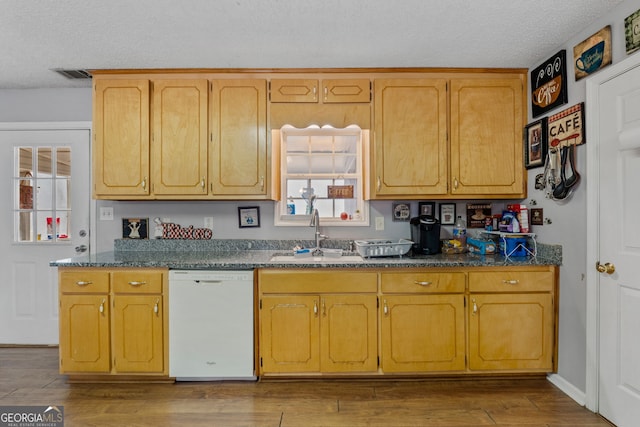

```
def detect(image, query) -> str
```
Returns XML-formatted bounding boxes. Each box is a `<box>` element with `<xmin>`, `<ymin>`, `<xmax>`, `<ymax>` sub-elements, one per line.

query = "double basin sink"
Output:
<box><xmin>269</xmin><ymin>249</ymin><xmax>364</xmax><ymax>263</ymax></box>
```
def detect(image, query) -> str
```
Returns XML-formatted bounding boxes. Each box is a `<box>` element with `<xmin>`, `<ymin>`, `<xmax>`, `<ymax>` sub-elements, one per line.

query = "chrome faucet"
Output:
<box><xmin>310</xmin><ymin>209</ymin><xmax>328</xmax><ymax>252</ymax></box>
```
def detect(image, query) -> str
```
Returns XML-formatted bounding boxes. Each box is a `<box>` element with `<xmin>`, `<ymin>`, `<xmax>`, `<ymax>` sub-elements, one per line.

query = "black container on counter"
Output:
<box><xmin>410</xmin><ymin>215</ymin><xmax>441</xmax><ymax>255</ymax></box>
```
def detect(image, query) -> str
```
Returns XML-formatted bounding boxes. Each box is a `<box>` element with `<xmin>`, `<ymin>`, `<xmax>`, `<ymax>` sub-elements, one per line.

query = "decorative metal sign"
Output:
<box><xmin>328</xmin><ymin>185</ymin><xmax>354</xmax><ymax>199</ymax></box>
<box><xmin>530</xmin><ymin>50</ymin><xmax>568</xmax><ymax>118</ymax></box>
<box><xmin>573</xmin><ymin>26</ymin><xmax>612</xmax><ymax>81</ymax></box>
<box><xmin>625</xmin><ymin>8</ymin><xmax>640</xmax><ymax>54</ymax></box>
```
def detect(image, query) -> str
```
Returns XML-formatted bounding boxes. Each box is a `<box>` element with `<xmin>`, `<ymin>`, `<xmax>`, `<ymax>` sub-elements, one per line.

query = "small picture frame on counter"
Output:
<box><xmin>238</xmin><ymin>206</ymin><xmax>260</xmax><ymax>228</ymax></box>
<box><xmin>122</xmin><ymin>218</ymin><xmax>148</xmax><ymax>239</ymax></box>
<box><xmin>439</xmin><ymin>203</ymin><xmax>456</xmax><ymax>225</ymax></box>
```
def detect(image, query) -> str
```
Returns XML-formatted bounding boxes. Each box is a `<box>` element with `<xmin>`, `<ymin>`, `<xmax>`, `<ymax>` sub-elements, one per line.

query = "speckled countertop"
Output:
<box><xmin>50</xmin><ymin>239</ymin><xmax>562</xmax><ymax>270</ymax></box>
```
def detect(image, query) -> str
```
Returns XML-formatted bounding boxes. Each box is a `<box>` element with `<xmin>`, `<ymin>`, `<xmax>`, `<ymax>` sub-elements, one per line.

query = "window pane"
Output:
<box><xmin>36</xmin><ymin>147</ymin><xmax>53</xmax><ymax>177</ymax></box>
<box><xmin>55</xmin><ymin>178</ymin><xmax>71</xmax><ymax>210</ymax></box>
<box><xmin>56</xmin><ymin>147</ymin><xmax>71</xmax><ymax>177</ymax></box>
<box><xmin>15</xmin><ymin>212</ymin><xmax>33</xmax><ymax>242</ymax></box>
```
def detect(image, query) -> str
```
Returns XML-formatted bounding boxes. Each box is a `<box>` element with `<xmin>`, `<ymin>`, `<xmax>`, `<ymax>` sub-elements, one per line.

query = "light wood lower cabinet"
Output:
<box><xmin>258</xmin><ymin>270</ymin><xmax>378</xmax><ymax>375</ymax></box>
<box><xmin>58</xmin><ymin>268</ymin><xmax>168</xmax><ymax>378</ymax></box>
<box><xmin>467</xmin><ymin>268</ymin><xmax>556</xmax><ymax>372</ymax></box>
<box><xmin>257</xmin><ymin>266</ymin><xmax>558</xmax><ymax>377</ymax></box>
<box><xmin>381</xmin><ymin>294</ymin><xmax>465</xmax><ymax>373</ymax></box>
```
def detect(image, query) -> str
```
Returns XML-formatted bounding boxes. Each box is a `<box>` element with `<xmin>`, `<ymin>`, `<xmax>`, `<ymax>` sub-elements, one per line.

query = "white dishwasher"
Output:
<box><xmin>169</xmin><ymin>270</ymin><xmax>255</xmax><ymax>381</ymax></box>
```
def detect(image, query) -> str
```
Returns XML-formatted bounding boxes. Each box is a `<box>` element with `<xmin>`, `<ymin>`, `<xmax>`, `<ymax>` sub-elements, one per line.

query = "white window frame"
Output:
<box><xmin>274</xmin><ymin>125</ymin><xmax>370</xmax><ymax>227</ymax></box>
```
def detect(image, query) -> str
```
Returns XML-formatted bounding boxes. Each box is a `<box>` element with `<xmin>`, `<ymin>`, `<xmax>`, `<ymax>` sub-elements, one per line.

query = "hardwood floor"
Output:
<box><xmin>0</xmin><ymin>347</ymin><xmax>613</xmax><ymax>427</ymax></box>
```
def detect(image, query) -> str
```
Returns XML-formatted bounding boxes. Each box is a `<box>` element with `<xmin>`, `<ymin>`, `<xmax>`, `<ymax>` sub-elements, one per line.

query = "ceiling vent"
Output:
<box><xmin>51</xmin><ymin>69</ymin><xmax>92</xmax><ymax>79</ymax></box>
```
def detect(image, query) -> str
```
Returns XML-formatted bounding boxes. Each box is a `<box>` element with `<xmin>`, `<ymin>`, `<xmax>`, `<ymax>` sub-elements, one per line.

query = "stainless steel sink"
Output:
<box><xmin>269</xmin><ymin>254</ymin><xmax>364</xmax><ymax>263</ymax></box>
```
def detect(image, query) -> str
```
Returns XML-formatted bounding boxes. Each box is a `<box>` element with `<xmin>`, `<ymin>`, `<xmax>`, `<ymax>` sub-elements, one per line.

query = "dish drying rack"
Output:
<box><xmin>354</xmin><ymin>239</ymin><xmax>413</xmax><ymax>258</ymax></box>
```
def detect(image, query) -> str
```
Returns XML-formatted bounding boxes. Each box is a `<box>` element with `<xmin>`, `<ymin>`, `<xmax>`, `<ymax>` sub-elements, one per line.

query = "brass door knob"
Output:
<box><xmin>596</xmin><ymin>261</ymin><xmax>616</xmax><ymax>274</ymax></box>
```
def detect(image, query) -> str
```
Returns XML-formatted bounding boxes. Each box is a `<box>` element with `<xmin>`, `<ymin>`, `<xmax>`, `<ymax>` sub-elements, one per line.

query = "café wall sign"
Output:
<box><xmin>530</xmin><ymin>50</ymin><xmax>568</xmax><ymax>118</ymax></box>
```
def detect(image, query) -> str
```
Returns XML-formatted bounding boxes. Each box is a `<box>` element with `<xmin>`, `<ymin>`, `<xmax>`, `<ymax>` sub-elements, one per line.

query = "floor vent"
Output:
<box><xmin>51</xmin><ymin>69</ymin><xmax>92</xmax><ymax>79</ymax></box>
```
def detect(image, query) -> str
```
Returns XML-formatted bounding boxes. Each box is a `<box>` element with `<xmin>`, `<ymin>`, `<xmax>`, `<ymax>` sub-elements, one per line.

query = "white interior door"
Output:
<box><xmin>592</xmin><ymin>61</ymin><xmax>640</xmax><ymax>426</ymax></box>
<box><xmin>0</xmin><ymin>123</ymin><xmax>91</xmax><ymax>345</ymax></box>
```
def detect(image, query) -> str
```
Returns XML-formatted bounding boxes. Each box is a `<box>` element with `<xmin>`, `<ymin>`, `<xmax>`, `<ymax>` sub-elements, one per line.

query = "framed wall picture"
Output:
<box><xmin>392</xmin><ymin>202</ymin><xmax>411</xmax><ymax>222</ymax></box>
<box><xmin>439</xmin><ymin>203</ymin><xmax>456</xmax><ymax>225</ymax></box>
<box><xmin>524</xmin><ymin>118</ymin><xmax>548</xmax><ymax>169</ymax></box>
<box><xmin>531</xmin><ymin>208</ymin><xmax>544</xmax><ymax>226</ymax></box>
<box><xmin>531</xmin><ymin>50</ymin><xmax>568</xmax><ymax>118</ymax></box>
<box><xmin>238</xmin><ymin>206</ymin><xmax>260</xmax><ymax>228</ymax></box>
<box><xmin>122</xmin><ymin>218</ymin><xmax>148</xmax><ymax>239</ymax></box>
<box><xmin>418</xmin><ymin>201</ymin><xmax>436</xmax><ymax>217</ymax></box>
<box><xmin>573</xmin><ymin>26</ymin><xmax>612</xmax><ymax>81</ymax></box>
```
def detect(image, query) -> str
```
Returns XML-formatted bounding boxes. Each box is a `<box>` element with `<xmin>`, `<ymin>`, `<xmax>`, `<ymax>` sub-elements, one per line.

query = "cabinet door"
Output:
<box><xmin>152</xmin><ymin>79</ymin><xmax>208</xmax><ymax>195</ymax></box>
<box><xmin>112</xmin><ymin>295</ymin><xmax>164</xmax><ymax>373</ymax></box>
<box><xmin>322</xmin><ymin>79</ymin><xmax>370</xmax><ymax>103</ymax></box>
<box><xmin>372</xmin><ymin>79</ymin><xmax>448</xmax><ymax>197</ymax></box>
<box><xmin>381</xmin><ymin>294</ymin><xmax>465</xmax><ymax>372</ymax></box>
<box><xmin>260</xmin><ymin>295</ymin><xmax>320</xmax><ymax>373</ymax></box>
<box><xmin>450</xmin><ymin>77</ymin><xmax>525</xmax><ymax>197</ymax></box>
<box><xmin>93</xmin><ymin>79</ymin><xmax>150</xmax><ymax>197</ymax></box>
<box><xmin>210</xmin><ymin>79</ymin><xmax>268</xmax><ymax>197</ymax></box>
<box><xmin>59</xmin><ymin>295</ymin><xmax>110</xmax><ymax>373</ymax></box>
<box><xmin>270</xmin><ymin>79</ymin><xmax>318</xmax><ymax>103</ymax></box>
<box><xmin>468</xmin><ymin>293</ymin><xmax>554</xmax><ymax>371</ymax></box>
<box><xmin>321</xmin><ymin>295</ymin><xmax>377</xmax><ymax>373</ymax></box>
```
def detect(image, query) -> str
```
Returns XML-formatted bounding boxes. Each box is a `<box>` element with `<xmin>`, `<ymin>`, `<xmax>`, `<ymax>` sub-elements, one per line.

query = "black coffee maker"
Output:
<box><xmin>410</xmin><ymin>215</ymin><xmax>441</xmax><ymax>255</ymax></box>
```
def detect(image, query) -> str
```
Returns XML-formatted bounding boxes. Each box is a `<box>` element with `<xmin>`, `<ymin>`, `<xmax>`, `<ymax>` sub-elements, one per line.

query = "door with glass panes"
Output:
<box><xmin>0</xmin><ymin>125</ymin><xmax>91</xmax><ymax>344</ymax></box>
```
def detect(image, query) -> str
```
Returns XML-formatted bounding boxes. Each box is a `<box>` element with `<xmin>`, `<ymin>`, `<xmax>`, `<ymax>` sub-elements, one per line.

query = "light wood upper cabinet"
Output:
<box><xmin>450</xmin><ymin>77</ymin><xmax>525</xmax><ymax>197</ymax></box>
<box><xmin>270</xmin><ymin>78</ymin><xmax>370</xmax><ymax>103</ymax></box>
<box><xmin>152</xmin><ymin>79</ymin><xmax>208</xmax><ymax>196</ymax></box>
<box><xmin>372</xmin><ymin>78</ymin><xmax>448</xmax><ymax>197</ymax></box>
<box><xmin>93</xmin><ymin>79</ymin><xmax>150</xmax><ymax>197</ymax></box>
<box><xmin>210</xmin><ymin>79</ymin><xmax>269</xmax><ymax>197</ymax></box>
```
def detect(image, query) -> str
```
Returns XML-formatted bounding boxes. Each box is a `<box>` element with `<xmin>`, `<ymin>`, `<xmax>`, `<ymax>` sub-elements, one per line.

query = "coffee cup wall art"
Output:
<box><xmin>573</xmin><ymin>26</ymin><xmax>611</xmax><ymax>81</ymax></box>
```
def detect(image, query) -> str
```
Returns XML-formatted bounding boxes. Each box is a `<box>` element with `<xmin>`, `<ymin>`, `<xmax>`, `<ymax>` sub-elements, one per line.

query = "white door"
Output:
<box><xmin>0</xmin><ymin>123</ymin><xmax>91</xmax><ymax>345</ymax></box>
<box><xmin>591</xmin><ymin>61</ymin><xmax>640</xmax><ymax>426</ymax></box>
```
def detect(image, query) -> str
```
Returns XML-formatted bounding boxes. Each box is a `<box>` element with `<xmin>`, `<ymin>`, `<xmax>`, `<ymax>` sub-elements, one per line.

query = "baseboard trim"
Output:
<box><xmin>547</xmin><ymin>373</ymin><xmax>587</xmax><ymax>407</ymax></box>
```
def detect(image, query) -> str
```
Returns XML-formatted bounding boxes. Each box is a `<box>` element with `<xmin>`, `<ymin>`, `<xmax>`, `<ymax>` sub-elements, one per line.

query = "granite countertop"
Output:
<box><xmin>50</xmin><ymin>239</ymin><xmax>562</xmax><ymax>270</ymax></box>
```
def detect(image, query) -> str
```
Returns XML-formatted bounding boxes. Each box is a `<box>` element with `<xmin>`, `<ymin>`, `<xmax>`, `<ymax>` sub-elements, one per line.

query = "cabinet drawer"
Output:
<box><xmin>270</xmin><ymin>79</ymin><xmax>318</xmax><ymax>103</ymax></box>
<box><xmin>59</xmin><ymin>270</ymin><xmax>110</xmax><ymax>293</ymax></box>
<box><xmin>322</xmin><ymin>79</ymin><xmax>371</xmax><ymax>103</ymax></box>
<box><xmin>112</xmin><ymin>270</ymin><xmax>164</xmax><ymax>294</ymax></box>
<box><xmin>381</xmin><ymin>272</ymin><xmax>465</xmax><ymax>293</ymax></box>
<box><xmin>469</xmin><ymin>270</ymin><xmax>553</xmax><ymax>292</ymax></box>
<box><xmin>259</xmin><ymin>270</ymin><xmax>377</xmax><ymax>293</ymax></box>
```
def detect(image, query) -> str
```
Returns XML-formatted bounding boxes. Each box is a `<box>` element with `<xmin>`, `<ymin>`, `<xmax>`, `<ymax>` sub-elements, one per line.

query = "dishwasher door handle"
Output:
<box><xmin>194</xmin><ymin>280</ymin><xmax>223</xmax><ymax>284</ymax></box>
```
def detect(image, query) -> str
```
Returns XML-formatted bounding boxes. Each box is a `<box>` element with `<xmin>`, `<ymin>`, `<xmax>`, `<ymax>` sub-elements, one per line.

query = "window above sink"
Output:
<box><xmin>273</xmin><ymin>125</ymin><xmax>370</xmax><ymax>227</ymax></box>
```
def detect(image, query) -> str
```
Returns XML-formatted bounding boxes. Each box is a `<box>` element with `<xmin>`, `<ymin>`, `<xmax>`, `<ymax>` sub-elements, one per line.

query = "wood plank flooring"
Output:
<box><xmin>0</xmin><ymin>347</ymin><xmax>614</xmax><ymax>427</ymax></box>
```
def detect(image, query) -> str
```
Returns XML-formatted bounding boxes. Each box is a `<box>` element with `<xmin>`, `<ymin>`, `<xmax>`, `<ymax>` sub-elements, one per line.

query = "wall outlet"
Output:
<box><xmin>375</xmin><ymin>216</ymin><xmax>384</xmax><ymax>231</ymax></box>
<box><xmin>204</xmin><ymin>217</ymin><xmax>214</xmax><ymax>231</ymax></box>
<box><xmin>99</xmin><ymin>207</ymin><xmax>114</xmax><ymax>221</ymax></box>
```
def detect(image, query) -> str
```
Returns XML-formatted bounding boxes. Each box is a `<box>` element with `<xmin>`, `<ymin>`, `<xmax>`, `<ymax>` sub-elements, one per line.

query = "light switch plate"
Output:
<box><xmin>99</xmin><ymin>207</ymin><xmax>114</xmax><ymax>221</ymax></box>
<box><xmin>375</xmin><ymin>216</ymin><xmax>384</xmax><ymax>231</ymax></box>
<box><xmin>204</xmin><ymin>217</ymin><xmax>214</xmax><ymax>231</ymax></box>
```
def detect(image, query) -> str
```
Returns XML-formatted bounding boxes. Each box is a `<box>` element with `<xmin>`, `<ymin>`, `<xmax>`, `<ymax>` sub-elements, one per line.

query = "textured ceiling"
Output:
<box><xmin>0</xmin><ymin>0</ymin><xmax>626</xmax><ymax>89</ymax></box>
